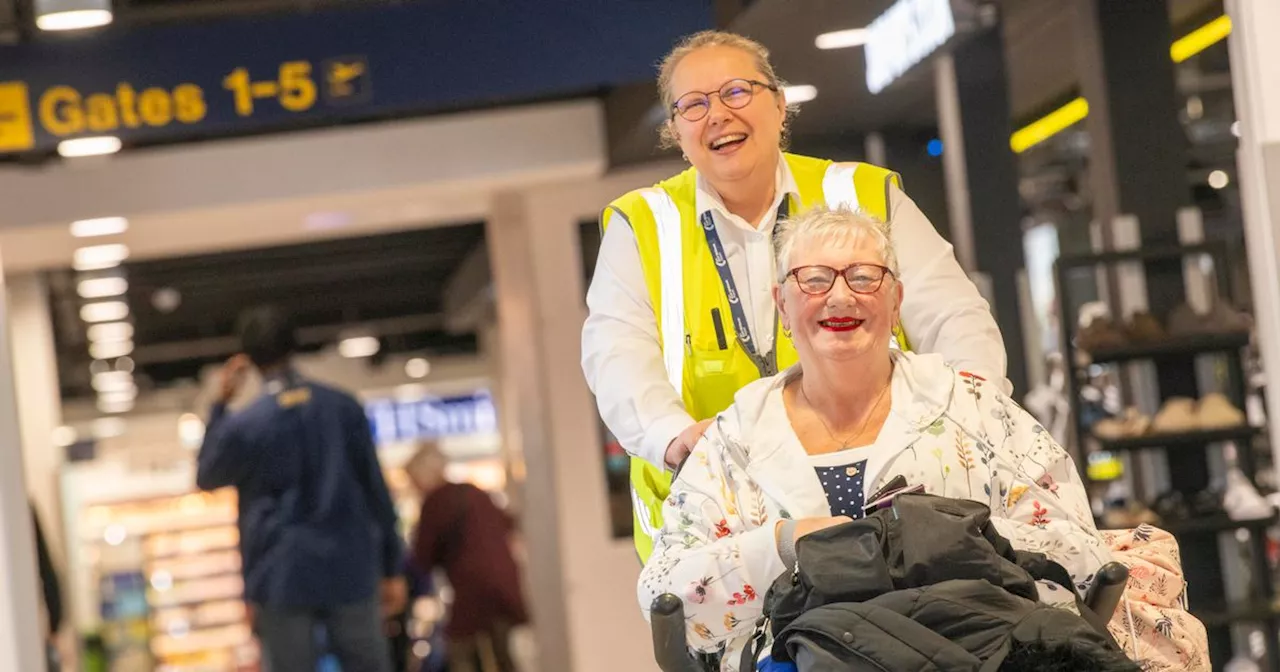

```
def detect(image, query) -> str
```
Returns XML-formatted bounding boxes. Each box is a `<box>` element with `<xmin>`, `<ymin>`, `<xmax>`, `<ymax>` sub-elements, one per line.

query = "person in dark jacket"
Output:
<box><xmin>405</xmin><ymin>443</ymin><xmax>527</xmax><ymax>672</ymax></box>
<box><xmin>197</xmin><ymin>306</ymin><xmax>406</xmax><ymax>672</ymax></box>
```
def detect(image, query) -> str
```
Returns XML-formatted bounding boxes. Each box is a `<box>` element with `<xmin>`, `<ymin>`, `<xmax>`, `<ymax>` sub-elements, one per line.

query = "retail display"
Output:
<box><xmin>1055</xmin><ymin>240</ymin><xmax>1278</xmax><ymax>668</ymax></box>
<box><xmin>76</xmin><ymin>489</ymin><xmax>259</xmax><ymax>672</ymax></box>
<box><xmin>1077</xmin><ymin>295</ymin><xmax>1252</xmax><ymax>357</ymax></box>
<box><xmin>63</xmin><ymin>416</ymin><xmax>509</xmax><ymax>672</ymax></box>
<box><xmin>1091</xmin><ymin>393</ymin><xmax>1249</xmax><ymax>442</ymax></box>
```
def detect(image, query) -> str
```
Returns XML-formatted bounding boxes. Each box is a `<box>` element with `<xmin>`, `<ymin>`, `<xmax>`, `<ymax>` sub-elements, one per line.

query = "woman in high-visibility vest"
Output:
<box><xmin>581</xmin><ymin>30</ymin><xmax>1007</xmax><ymax>562</ymax></box>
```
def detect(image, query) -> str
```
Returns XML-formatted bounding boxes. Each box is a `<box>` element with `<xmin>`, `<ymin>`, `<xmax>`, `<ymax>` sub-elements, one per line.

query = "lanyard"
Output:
<box><xmin>698</xmin><ymin>198</ymin><xmax>791</xmax><ymax>379</ymax></box>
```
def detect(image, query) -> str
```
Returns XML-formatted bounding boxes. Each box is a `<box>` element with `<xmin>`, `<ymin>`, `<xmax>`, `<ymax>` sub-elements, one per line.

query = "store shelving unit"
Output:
<box><xmin>78</xmin><ymin>489</ymin><xmax>258</xmax><ymax>672</ymax></box>
<box><xmin>1055</xmin><ymin>241</ymin><xmax>1276</xmax><ymax>670</ymax></box>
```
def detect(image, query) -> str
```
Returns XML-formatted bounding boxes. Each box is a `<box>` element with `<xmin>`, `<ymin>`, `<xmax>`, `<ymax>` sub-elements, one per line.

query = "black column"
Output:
<box><xmin>1076</xmin><ymin>1</ymin><xmax>1191</xmax><ymax>322</ymax></box>
<box><xmin>1076</xmin><ymin>0</ymin><xmax>1188</xmax><ymax>250</ymax></box>
<box><xmin>949</xmin><ymin>26</ymin><xmax>1030</xmax><ymax>396</ymax></box>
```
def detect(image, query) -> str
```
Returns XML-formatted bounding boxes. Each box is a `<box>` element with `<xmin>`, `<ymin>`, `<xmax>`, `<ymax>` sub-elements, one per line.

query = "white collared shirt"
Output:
<box><xmin>693</xmin><ymin>160</ymin><xmax>798</xmax><ymax>358</ymax></box>
<box><xmin>581</xmin><ymin>155</ymin><xmax>1007</xmax><ymax>469</ymax></box>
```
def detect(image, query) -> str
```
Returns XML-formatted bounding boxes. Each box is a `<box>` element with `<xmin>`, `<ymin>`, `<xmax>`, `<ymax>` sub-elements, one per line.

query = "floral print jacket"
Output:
<box><xmin>638</xmin><ymin>352</ymin><xmax>1111</xmax><ymax>670</ymax></box>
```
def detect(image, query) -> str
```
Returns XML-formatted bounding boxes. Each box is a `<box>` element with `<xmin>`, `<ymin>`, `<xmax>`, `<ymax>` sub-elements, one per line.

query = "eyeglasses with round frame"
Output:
<box><xmin>786</xmin><ymin>264</ymin><xmax>894</xmax><ymax>296</ymax></box>
<box><xmin>671</xmin><ymin>78</ymin><xmax>779</xmax><ymax>122</ymax></box>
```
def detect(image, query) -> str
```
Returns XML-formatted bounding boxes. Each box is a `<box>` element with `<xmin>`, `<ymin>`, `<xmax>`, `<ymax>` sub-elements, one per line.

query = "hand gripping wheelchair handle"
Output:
<box><xmin>652</xmin><ymin>593</ymin><xmax>711</xmax><ymax>672</ymax></box>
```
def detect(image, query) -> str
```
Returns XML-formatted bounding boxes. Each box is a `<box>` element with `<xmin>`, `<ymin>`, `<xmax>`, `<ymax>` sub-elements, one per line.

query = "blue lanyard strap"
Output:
<box><xmin>697</xmin><ymin>198</ymin><xmax>790</xmax><ymax>379</ymax></box>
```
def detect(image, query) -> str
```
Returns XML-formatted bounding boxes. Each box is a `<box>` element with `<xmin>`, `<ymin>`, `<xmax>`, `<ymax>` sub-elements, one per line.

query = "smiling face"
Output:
<box><xmin>665</xmin><ymin>45</ymin><xmax>786</xmax><ymax>189</ymax></box>
<box><xmin>775</xmin><ymin>232</ymin><xmax>903</xmax><ymax>368</ymax></box>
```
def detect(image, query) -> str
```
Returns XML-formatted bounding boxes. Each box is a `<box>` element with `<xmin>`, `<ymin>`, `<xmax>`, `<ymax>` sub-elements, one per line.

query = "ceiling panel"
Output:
<box><xmin>48</xmin><ymin>222</ymin><xmax>486</xmax><ymax>400</ymax></box>
<box><xmin>730</xmin><ymin>0</ymin><xmax>1226</xmax><ymax>146</ymax></box>
<box><xmin>733</xmin><ymin>0</ymin><xmax>936</xmax><ymax>138</ymax></box>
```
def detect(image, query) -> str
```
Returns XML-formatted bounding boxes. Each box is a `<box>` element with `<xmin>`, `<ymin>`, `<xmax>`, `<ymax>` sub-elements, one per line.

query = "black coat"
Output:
<box><xmin>757</xmin><ymin>494</ymin><xmax>1136</xmax><ymax>672</ymax></box>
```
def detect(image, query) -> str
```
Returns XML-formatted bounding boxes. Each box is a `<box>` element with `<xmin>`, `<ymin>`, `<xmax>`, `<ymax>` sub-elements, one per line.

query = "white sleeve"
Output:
<box><xmin>581</xmin><ymin>216</ymin><xmax>695</xmax><ymax>469</ymax></box>
<box><xmin>638</xmin><ymin>426</ymin><xmax>785</xmax><ymax>654</ymax></box>
<box><xmin>987</xmin><ymin>394</ymin><xmax>1111</xmax><ymax>601</ymax></box>
<box><xmin>889</xmin><ymin>186</ymin><xmax>1012</xmax><ymax>394</ymax></box>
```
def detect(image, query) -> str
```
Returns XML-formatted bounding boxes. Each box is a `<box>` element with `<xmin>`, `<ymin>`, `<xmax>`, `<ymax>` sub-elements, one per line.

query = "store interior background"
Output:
<box><xmin>2</xmin><ymin>0</ymin><xmax>1280</xmax><ymax>670</ymax></box>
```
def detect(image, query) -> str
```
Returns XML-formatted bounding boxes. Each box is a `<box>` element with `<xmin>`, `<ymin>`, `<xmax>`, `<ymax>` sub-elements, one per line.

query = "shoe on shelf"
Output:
<box><xmin>1152</xmin><ymin>397</ymin><xmax>1198</xmax><ymax>434</ymax></box>
<box><xmin>1151</xmin><ymin>490</ymin><xmax>1190</xmax><ymax>522</ymax></box>
<box><xmin>1191</xmin><ymin>488</ymin><xmax>1226</xmax><ymax>517</ymax></box>
<box><xmin>1224</xmin><ymin>468</ymin><xmax>1273</xmax><ymax>521</ymax></box>
<box><xmin>1202</xmin><ymin>301</ymin><xmax>1253</xmax><ymax>335</ymax></box>
<box><xmin>1198</xmin><ymin>393</ymin><xmax>1247</xmax><ymax>430</ymax></box>
<box><xmin>1077</xmin><ymin>317</ymin><xmax>1128</xmax><ymax>353</ymax></box>
<box><xmin>1101</xmin><ymin>500</ymin><xmax>1161</xmax><ymax>529</ymax></box>
<box><xmin>1125</xmin><ymin>311</ymin><xmax>1167</xmax><ymax>344</ymax></box>
<box><xmin>1092</xmin><ymin>407</ymin><xmax>1151</xmax><ymax>441</ymax></box>
<box><xmin>1166</xmin><ymin>303</ymin><xmax>1204</xmax><ymax>337</ymax></box>
<box><xmin>1168</xmin><ymin>300</ymin><xmax>1253</xmax><ymax>337</ymax></box>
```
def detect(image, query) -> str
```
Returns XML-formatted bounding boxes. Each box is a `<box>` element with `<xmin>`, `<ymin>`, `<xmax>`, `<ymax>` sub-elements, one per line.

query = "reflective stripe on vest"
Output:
<box><xmin>642</xmin><ymin>188</ymin><xmax>686</xmax><ymax>396</ymax></box>
<box><xmin>822</xmin><ymin>162</ymin><xmax>861</xmax><ymax>212</ymax></box>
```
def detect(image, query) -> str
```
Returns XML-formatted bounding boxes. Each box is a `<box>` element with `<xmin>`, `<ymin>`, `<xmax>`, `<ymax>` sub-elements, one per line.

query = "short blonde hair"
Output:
<box><xmin>774</xmin><ymin>205</ymin><xmax>899</xmax><ymax>284</ymax></box>
<box><xmin>656</xmin><ymin>30</ymin><xmax>796</xmax><ymax>150</ymax></box>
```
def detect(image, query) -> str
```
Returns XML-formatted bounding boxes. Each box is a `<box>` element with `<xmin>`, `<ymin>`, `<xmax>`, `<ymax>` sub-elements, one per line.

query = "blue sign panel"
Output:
<box><xmin>365</xmin><ymin>391</ymin><xmax>497</xmax><ymax>445</ymax></box>
<box><xmin>0</xmin><ymin>0</ymin><xmax>713</xmax><ymax>155</ymax></box>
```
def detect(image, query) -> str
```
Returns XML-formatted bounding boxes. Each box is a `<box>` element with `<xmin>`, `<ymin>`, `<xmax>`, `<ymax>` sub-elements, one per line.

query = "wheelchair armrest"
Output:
<box><xmin>652</xmin><ymin>593</ymin><xmax>711</xmax><ymax>672</ymax></box>
<box><xmin>1081</xmin><ymin>561</ymin><xmax>1130</xmax><ymax>635</ymax></box>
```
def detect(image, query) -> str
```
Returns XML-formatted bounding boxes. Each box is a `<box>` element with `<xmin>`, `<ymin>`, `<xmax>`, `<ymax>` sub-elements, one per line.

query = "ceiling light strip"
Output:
<box><xmin>1008</xmin><ymin>15</ymin><xmax>1229</xmax><ymax>154</ymax></box>
<box><xmin>1009</xmin><ymin>97</ymin><xmax>1089</xmax><ymax>154</ymax></box>
<box><xmin>1170</xmin><ymin>15</ymin><xmax>1232</xmax><ymax>64</ymax></box>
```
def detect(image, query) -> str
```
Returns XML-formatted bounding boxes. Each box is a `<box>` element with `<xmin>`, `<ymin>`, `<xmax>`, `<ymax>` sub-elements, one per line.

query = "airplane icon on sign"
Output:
<box><xmin>323</xmin><ymin>56</ymin><xmax>371</xmax><ymax>104</ymax></box>
<box><xmin>329</xmin><ymin>62</ymin><xmax>364</xmax><ymax>94</ymax></box>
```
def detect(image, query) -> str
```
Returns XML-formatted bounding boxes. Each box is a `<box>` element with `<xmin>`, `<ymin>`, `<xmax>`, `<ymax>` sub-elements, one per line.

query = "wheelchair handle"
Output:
<box><xmin>1081</xmin><ymin>561</ymin><xmax>1130</xmax><ymax>635</ymax></box>
<box><xmin>1084</xmin><ymin>561</ymin><xmax>1129</xmax><ymax>616</ymax></box>
<box><xmin>652</xmin><ymin>594</ymin><xmax>709</xmax><ymax>672</ymax></box>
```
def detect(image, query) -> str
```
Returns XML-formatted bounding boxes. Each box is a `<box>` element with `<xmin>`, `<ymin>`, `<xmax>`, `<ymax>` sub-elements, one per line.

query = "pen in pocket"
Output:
<box><xmin>710</xmin><ymin>308</ymin><xmax>729</xmax><ymax>350</ymax></box>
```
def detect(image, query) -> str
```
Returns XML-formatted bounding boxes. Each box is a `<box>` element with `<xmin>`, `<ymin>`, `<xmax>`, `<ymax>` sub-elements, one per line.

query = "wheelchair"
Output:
<box><xmin>649</xmin><ymin>561</ymin><xmax>1132</xmax><ymax>672</ymax></box>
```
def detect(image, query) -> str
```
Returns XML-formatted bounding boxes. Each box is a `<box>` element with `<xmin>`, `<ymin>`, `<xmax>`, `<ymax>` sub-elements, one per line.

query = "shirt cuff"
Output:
<box><xmin>638</xmin><ymin>412</ymin><xmax>698</xmax><ymax>471</ymax></box>
<box><xmin>777</xmin><ymin>519</ymin><xmax>800</xmax><ymax>572</ymax></box>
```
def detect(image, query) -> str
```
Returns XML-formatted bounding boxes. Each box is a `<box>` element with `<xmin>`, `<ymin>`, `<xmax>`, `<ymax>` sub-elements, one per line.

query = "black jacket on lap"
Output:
<box><xmin>752</xmin><ymin>494</ymin><xmax>1136</xmax><ymax>672</ymax></box>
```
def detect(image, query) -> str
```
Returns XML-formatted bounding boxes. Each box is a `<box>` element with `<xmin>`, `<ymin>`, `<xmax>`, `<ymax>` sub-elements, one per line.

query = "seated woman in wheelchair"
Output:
<box><xmin>638</xmin><ymin>205</ymin><xmax>1113</xmax><ymax>669</ymax></box>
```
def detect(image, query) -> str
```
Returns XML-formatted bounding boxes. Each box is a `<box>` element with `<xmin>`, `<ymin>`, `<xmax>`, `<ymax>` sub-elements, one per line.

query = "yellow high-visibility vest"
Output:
<box><xmin>600</xmin><ymin>153</ymin><xmax>905</xmax><ymax>562</ymax></box>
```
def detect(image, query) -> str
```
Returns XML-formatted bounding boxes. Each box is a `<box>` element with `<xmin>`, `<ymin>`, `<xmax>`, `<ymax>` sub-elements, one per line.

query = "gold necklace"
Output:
<box><xmin>801</xmin><ymin>379</ymin><xmax>890</xmax><ymax>450</ymax></box>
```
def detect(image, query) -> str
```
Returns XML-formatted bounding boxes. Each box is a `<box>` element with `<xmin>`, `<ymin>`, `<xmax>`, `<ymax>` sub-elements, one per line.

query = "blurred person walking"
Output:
<box><xmin>581</xmin><ymin>30</ymin><xmax>1007</xmax><ymax>562</ymax></box>
<box><xmin>405</xmin><ymin>443</ymin><xmax>526</xmax><ymax>672</ymax></box>
<box><xmin>197</xmin><ymin>306</ymin><xmax>406</xmax><ymax>672</ymax></box>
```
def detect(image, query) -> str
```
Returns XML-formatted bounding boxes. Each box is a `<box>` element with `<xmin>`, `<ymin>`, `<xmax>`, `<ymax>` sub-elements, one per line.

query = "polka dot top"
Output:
<box><xmin>814</xmin><ymin>456</ymin><xmax>870</xmax><ymax>520</ymax></box>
